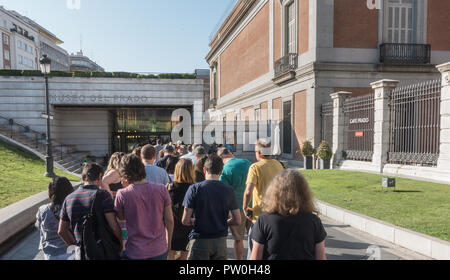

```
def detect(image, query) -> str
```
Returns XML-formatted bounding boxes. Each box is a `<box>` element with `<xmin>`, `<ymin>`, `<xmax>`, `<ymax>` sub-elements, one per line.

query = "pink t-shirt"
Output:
<box><xmin>115</xmin><ymin>182</ymin><xmax>171</xmax><ymax>259</ymax></box>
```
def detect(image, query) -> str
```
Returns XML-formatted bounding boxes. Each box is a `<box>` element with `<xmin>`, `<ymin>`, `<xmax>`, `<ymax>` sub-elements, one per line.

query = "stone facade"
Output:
<box><xmin>206</xmin><ymin>0</ymin><xmax>450</xmax><ymax>164</ymax></box>
<box><xmin>0</xmin><ymin>76</ymin><xmax>204</xmax><ymax>157</ymax></box>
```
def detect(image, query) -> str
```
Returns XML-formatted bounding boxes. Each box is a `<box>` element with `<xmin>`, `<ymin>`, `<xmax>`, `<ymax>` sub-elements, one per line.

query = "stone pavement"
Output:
<box><xmin>0</xmin><ymin>216</ymin><xmax>430</xmax><ymax>260</ymax></box>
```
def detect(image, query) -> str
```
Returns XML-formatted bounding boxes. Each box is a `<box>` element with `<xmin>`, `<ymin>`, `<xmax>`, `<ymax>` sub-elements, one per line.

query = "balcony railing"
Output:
<box><xmin>380</xmin><ymin>43</ymin><xmax>431</xmax><ymax>64</ymax></box>
<box><xmin>274</xmin><ymin>53</ymin><xmax>298</xmax><ymax>78</ymax></box>
<box><xmin>10</xmin><ymin>28</ymin><xmax>35</xmax><ymax>42</ymax></box>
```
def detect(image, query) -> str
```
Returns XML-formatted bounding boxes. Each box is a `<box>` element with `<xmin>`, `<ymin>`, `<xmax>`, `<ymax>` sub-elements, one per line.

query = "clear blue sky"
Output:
<box><xmin>1</xmin><ymin>0</ymin><xmax>237</xmax><ymax>73</ymax></box>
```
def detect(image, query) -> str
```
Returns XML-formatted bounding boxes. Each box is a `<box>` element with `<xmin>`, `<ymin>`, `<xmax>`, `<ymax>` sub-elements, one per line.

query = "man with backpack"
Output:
<box><xmin>58</xmin><ymin>163</ymin><xmax>123</xmax><ymax>259</ymax></box>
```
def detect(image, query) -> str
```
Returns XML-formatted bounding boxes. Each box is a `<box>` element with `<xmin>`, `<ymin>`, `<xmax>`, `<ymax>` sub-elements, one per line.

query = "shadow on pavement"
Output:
<box><xmin>325</xmin><ymin>238</ymin><xmax>386</xmax><ymax>250</ymax></box>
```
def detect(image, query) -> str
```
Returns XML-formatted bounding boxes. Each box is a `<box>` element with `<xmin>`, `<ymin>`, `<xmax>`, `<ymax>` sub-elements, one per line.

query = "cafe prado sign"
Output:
<box><xmin>349</xmin><ymin>118</ymin><xmax>370</xmax><ymax>124</ymax></box>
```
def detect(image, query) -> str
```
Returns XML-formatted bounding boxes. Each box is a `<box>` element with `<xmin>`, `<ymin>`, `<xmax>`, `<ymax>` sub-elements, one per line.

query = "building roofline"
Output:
<box><xmin>0</xmin><ymin>6</ymin><xmax>64</xmax><ymax>44</ymax></box>
<box><xmin>205</xmin><ymin>0</ymin><xmax>256</xmax><ymax>62</ymax></box>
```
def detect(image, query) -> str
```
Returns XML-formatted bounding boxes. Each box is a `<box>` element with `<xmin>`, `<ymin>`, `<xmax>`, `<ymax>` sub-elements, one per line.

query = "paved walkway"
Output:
<box><xmin>1</xmin><ymin>216</ymin><xmax>429</xmax><ymax>260</ymax></box>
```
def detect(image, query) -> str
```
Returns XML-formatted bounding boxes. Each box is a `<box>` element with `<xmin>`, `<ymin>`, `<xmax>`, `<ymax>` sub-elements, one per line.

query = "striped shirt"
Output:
<box><xmin>60</xmin><ymin>185</ymin><xmax>115</xmax><ymax>243</ymax></box>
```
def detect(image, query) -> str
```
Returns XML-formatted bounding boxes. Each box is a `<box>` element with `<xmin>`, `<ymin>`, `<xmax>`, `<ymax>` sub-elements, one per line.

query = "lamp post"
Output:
<box><xmin>39</xmin><ymin>54</ymin><xmax>54</xmax><ymax>178</ymax></box>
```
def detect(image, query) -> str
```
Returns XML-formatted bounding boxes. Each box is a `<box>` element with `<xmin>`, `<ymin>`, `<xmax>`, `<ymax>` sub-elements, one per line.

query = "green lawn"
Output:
<box><xmin>0</xmin><ymin>141</ymin><xmax>81</xmax><ymax>209</ymax></box>
<box><xmin>301</xmin><ymin>170</ymin><xmax>450</xmax><ymax>242</ymax></box>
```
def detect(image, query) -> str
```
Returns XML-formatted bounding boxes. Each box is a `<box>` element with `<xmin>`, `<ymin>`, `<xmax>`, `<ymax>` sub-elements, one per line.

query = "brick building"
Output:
<box><xmin>206</xmin><ymin>0</ymin><xmax>450</xmax><ymax>164</ymax></box>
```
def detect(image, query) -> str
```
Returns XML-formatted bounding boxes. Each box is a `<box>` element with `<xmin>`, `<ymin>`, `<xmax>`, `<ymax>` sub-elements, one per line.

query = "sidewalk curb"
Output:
<box><xmin>0</xmin><ymin>182</ymin><xmax>82</xmax><ymax>248</ymax></box>
<box><xmin>0</xmin><ymin>191</ymin><xmax>49</xmax><ymax>246</ymax></box>
<box><xmin>316</xmin><ymin>200</ymin><xmax>450</xmax><ymax>260</ymax></box>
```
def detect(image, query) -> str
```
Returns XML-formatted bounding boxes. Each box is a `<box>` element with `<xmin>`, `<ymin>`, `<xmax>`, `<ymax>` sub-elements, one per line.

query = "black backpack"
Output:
<box><xmin>80</xmin><ymin>190</ymin><xmax>121</xmax><ymax>260</ymax></box>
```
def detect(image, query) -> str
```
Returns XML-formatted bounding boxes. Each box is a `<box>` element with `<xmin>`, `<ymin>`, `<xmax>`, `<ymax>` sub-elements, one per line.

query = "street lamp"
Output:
<box><xmin>39</xmin><ymin>54</ymin><xmax>54</xmax><ymax>178</ymax></box>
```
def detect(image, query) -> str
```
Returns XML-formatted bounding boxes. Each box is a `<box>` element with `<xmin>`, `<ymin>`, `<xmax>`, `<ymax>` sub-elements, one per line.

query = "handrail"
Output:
<box><xmin>0</xmin><ymin>114</ymin><xmax>75</xmax><ymax>160</ymax></box>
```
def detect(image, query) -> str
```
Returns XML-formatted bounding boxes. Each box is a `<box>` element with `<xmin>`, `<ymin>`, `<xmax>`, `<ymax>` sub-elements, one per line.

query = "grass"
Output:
<box><xmin>301</xmin><ymin>170</ymin><xmax>450</xmax><ymax>242</ymax></box>
<box><xmin>0</xmin><ymin>141</ymin><xmax>80</xmax><ymax>209</ymax></box>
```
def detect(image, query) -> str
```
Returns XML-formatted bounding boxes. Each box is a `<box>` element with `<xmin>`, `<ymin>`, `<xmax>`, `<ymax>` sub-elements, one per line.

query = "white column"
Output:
<box><xmin>370</xmin><ymin>79</ymin><xmax>399</xmax><ymax>173</ymax></box>
<box><xmin>437</xmin><ymin>62</ymin><xmax>450</xmax><ymax>170</ymax></box>
<box><xmin>330</xmin><ymin>91</ymin><xmax>352</xmax><ymax>168</ymax></box>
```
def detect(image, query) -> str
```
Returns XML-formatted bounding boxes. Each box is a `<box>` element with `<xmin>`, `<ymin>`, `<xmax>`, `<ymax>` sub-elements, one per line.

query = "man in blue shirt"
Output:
<box><xmin>218</xmin><ymin>148</ymin><xmax>252</xmax><ymax>260</ymax></box>
<box><xmin>182</xmin><ymin>155</ymin><xmax>241</xmax><ymax>260</ymax></box>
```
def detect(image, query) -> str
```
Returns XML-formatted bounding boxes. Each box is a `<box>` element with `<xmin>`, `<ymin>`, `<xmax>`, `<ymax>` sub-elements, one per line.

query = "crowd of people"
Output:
<box><xmin>35</xmin><ymin>138</ymin><xmax>327</xmax><ymax>260</ymax></box>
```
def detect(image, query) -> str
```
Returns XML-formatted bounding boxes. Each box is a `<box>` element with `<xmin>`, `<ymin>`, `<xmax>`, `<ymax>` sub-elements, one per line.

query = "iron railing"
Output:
<box><xmin>0</xmin><ymin>115</ymin><xmax>76</xmax><ymax>161</ymax></box>
<box><xmin>321</xmin><ymin>102</ymin><xmax>334</xmax><ymax>147</ymax></box>
<box><xmin>274</xmin><ymin>53</ymin><xmax>298</xmax><ymax>78</ymax></box>
<box><xmin>380</xmin><ymin>43</ymin><xmax>431</xmax><ymax>64</ymax></box>
<box><xmin>388</xmin><ymin>79</ymin><xmax>441</xmax><ymax>166</ymax></box>
<box><xmin>343</xmin><ymin>94</ymin><xmax>375</xmax><ymax>162</ymax></box>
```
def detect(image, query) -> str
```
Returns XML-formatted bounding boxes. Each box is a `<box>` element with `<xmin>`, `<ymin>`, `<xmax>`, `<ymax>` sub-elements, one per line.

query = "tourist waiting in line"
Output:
<box><xmin>218</xmin><ymin>148</ymin><xmax>252</xmax><ymax>260</ymax></box>
<box><xmin>156</xmin><ymin>145</ymin><xmax>175</xmax><ymax>169</ymax></box>
<box><xmin>58</xmin><ymin>164</ymin><xmax>123</xmax><ymax>251</ymax></box>
<box><xmin>243</xmin><ymin>138</ymin><xmax>284</xmax><ymax>258</ymax></box>
<box><xmin>194</xmin><ymin>155</ymin><xmax>208</xmax><ymax>183</ymax></box>
<box><xmin>167</xmin><ymin>159</ymin><xmax>195</xmax><ymax>260</ymax></box>
<box><xmin>250</xmin><ymin>170</ymin><xmax>327</xmax><ymax>260</ymax></box>
<box><xmin>165</xmin><ymin>156</ymin><xmax>179</xmax><ymax>183</ymax></box>
<box><xmin>141</xmin><ymin>144</ymin><xmax>170</xmax><ymax>186</ymax></box>
<box><xmin>158</xmin><ymin>149</ymin><xmax>165</xmax><ymax>163</ymax></box>
<box><xmin>36</xmin><ymin>177</ymin><xmax>74</xmax><ymax>260</ymax></box>
<box><xmin>102</xmin><ymin>152</ymin><xmax>126</xmax><ymax>198</ymax></box>
<box><xmin>194</xmin><ymin>145</ymin><xmax>207</xmax><ymax>164</ymax></box>
<box><xmin>182</xmin><ymin>155</ymin><xmax>241</xmax><ymax>260</ymax></box>
<box><xmin>102</xmin><ymin>152</ymin><xmax>127</xmax><ymax>250</ymax></box>
<box><xmin>154</xmin><ymin>139</ymin><xmax>164</xmax><ymax>161</ymax></box>
<box><xmin>178</xmin><ymin>145</ymin><xmax>188</xmax><ymax>157</ymax></box>
<box><xmin>180</xmin><ymin>144</ymin><xmax>198</xmax><ymax>164</ymax></box>
<box><xmin>115</xmin><ymin>154</ymin><xmax>174</xmax><ymax>260</ymax></box>
<box><xmin>132</xmin><ymin>145</ymin><xmax>143</xmax><ymax>159</ymax></box>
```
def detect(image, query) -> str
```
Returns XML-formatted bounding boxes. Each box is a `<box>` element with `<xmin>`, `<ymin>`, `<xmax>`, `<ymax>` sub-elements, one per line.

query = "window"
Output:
<box><xmin>2</xmin><ymin>20</ymin><xmax>6</xmax><ymax>28</ymax></box>
<box><xmin>18</xmin><ymin>55</ymin><xmax>23</xmax><ymax>64</ymax></box>
<box><xmin>285</xmin><ymin>2</ymin><xmax>296</xmax><ymax>54</ymax></box>
<box><xmin>213</xmin><ymin>71</ymin><xmax>217</xmax><ymax>99</ymax></box>
<box><xmin>386</xmin><ymin>0</ymin><xmax>414</xmax><ymax>43</ymax></box>
<box><xmin>18</xmin><ymin>40</ymin><xmax>22</xmax><ymax>49</ymax></box>
<box><xmin>3</xmin><ymin>35</ymin><xmax>9</xmax><ymax>45</ymax></box>
<box><xmin>29</xmin><ymin>46</ymin><xmax>33</xmax><ymax>54</ymax></box>
<box><xmin>24</xmin><ymin>43</ymin><xmax>28</xmax><ymax>52</ymax></box>
<box><xmin>4</xmin><ymin>50</ymin><xmax>10</xmax><ymax>60</ymax></box>
<box><xmin>282</xmin><ymin>100</ymin><xmax>292</xmax><ymax>154</ymax></box>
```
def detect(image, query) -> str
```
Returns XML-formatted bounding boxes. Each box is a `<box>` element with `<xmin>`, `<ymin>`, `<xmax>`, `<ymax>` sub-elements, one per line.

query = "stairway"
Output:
<box><xmin>0</xmin><ymin>116</ymin><xmax>84</xmax><ymax>175</ymax></box>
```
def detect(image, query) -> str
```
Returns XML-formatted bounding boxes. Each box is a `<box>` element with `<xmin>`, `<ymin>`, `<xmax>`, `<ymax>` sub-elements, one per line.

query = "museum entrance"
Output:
<box><xmin>111</xmin><ymin>108</ymin><xmax>186</xmax><ymax>153</ymax></box>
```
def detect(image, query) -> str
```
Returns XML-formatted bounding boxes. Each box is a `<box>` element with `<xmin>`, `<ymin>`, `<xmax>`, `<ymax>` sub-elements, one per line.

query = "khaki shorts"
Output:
<box><xmin>230</xmin><ymin>209</ymin><xmax>253</xmax><ymax>241</ymax></box>
<box><xmin>187</xmin><ymin>237</ymin><xmax>228</xmax><ymax>261</ymax></box>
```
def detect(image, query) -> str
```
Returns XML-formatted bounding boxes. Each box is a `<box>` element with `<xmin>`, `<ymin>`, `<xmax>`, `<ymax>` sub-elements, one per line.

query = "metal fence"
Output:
<box><xmin>321</xmin><ymin>102</ymin><xmax>334</xmax><ymax>147</ymax></box>
<box><xmin>343</xmin><ymin>94</ymin><xmax>375</xmax><ymax>161</ymax></box>
<box><xmin>388</xmin><ymin>79</ymin><xmax>442</xmax><ymax>166</ymax></box>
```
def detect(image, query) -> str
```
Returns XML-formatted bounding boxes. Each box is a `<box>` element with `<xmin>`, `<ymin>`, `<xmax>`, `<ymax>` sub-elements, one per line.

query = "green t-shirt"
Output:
<box><xmin>219</xmin><ymin>158</ymin><xmax>252</xmax><ymax>210</ymax></box>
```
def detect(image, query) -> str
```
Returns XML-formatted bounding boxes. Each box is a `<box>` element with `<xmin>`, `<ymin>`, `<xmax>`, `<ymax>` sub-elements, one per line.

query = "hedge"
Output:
<box><xmin>0</xmin><ymin>69</ymin><xmax>196</xmax><ymax>80</ymax></box>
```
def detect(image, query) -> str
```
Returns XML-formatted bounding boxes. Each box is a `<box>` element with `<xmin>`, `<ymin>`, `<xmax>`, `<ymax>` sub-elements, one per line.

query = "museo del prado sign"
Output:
<box><xmin>50</xmin><ymin>93</ymin><xmax>153</xmax><ymax>105</ymax></box>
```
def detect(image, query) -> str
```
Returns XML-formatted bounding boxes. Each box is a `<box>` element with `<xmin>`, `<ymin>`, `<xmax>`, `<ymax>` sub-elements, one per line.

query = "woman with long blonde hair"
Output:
<box><xmin>102</xmin><ymin>152</ymin><xmax>125</xmax><ymax>198</ymax></box>
<box><xmin>249</xmin><ymin>170</ymin><xmax>327</xmax><ymax>260</ymax></box>
<box><xmin>167</xmin><ymin>158</ymin><xmax>195</xmax><ymax>260</ymax></box>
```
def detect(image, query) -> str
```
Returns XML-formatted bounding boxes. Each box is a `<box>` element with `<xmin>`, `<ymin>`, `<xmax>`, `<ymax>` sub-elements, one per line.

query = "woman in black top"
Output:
<box><xmin>167</xmin><ymin>158</ymin><xmax>195</xmax><ymax>260</ymax></box>
<box><xmin>101</xmin><ymin>152</ymin><xmax>125</xmax><ymax>198</ymax></box>
<box><xmin>249</xmin><ymin>170</ymin><xmax>327</xmax><ymax>260</ymax></box>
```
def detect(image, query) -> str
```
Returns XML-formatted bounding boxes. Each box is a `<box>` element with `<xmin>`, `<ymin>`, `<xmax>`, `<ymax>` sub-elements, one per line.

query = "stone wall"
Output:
<box><xmin>0</xmin><ymin>76</ymin><xmax>204</xmax><ymax>157</ymax></box>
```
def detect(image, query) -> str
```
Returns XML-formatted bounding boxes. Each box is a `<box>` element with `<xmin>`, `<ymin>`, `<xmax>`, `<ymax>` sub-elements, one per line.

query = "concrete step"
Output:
<box><xmin>67</xmin><ymin>164</ymin><xmax>83</xmax><ymax>174</ymax></box>
<box><xmin>61</xmin><ymin>159</ymin><xmax>81</xmax><ymax>169</ymax></box>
